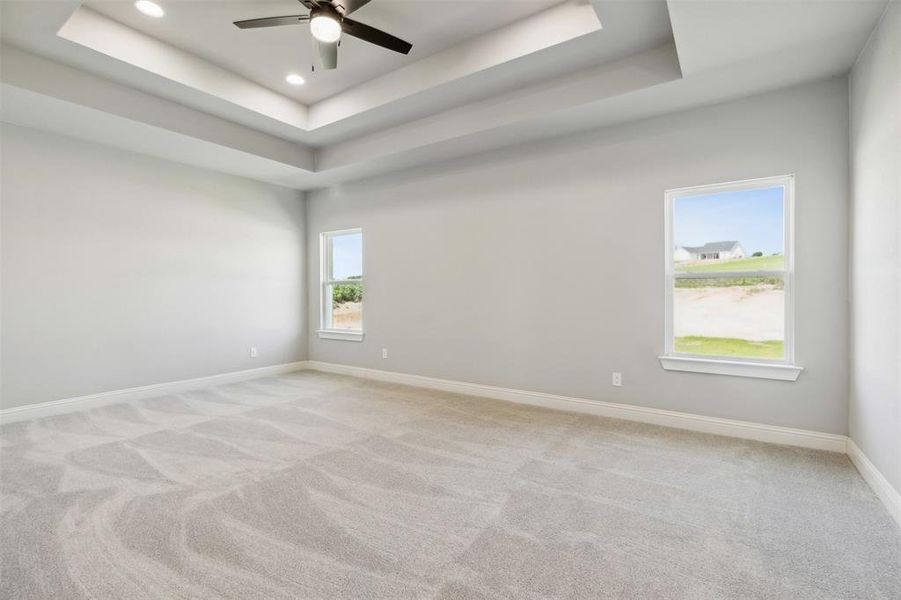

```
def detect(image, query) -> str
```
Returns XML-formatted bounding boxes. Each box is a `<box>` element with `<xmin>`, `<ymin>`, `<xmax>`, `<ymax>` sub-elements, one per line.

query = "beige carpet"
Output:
<box><xmin>2</xmin><ymin>371</ymin><xmax>900</xmax><ymax>599</ymax></box>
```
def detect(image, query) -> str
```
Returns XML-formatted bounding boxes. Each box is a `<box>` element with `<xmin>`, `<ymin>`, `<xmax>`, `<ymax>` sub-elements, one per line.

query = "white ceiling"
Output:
<box><xmin>86</xmin><ymin>0</ymin><xmax>559</xmax><ymax>104</ymax></box>
<box><xmin>0</xmin><ymin>0</ymin><xmax>891</xmax><ymax>190</ymax></box>
<box><xmin>669</xmin><ymin>0</ymin><xmax>887</xmax><ymax>76</ymax></box>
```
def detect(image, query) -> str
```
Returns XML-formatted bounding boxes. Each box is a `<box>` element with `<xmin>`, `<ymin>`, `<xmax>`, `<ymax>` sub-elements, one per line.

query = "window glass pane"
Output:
<box><xmin>328</xmin><ymin>282</ymin><xmax>362</xmax><ymax>330</ymax></box>
<box><xmin>673</xmin><ymin>186</ymin><xmax>784</xmax><ymax>273</ymax></box>
<box><xmin>330</xmin><ymin>232</ymin><xmax>363</xmax><ymax>280</ymax></box>
<box><xmin>673</xmin><ymin>276</ymin><xmax>784</xmax><ymax>359</ymax></box>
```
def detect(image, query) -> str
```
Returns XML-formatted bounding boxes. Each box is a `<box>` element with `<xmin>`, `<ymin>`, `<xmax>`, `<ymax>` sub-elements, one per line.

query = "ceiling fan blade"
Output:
<box><xmin>316</xmin><ymin>39</ymin><xmax>338</xmax><ymax>69</ymax></box>
<box><xmin>341</xmin><ymin>18</ymin><xmax>412</xmax><ymax>54</ymax></box>
<box><xmin>334</xmin><ymin>0</ymin><xmax>373</xmax><ymax>16</ymax></box>
<box><xmin>234</xmin><ymin>15</ymin><xmax>309</xmax><ymax>29</ymax></box>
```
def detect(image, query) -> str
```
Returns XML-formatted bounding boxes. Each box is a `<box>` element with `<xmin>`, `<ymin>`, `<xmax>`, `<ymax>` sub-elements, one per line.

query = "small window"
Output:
<box><xmin>660</xmin><ymin>175</ymin><xmax>801</xmax><ymax>380</ymax></box>
<box><xmin>319</xmin><ymin>229</ymin><xmax>363</xmax><ymax>341</ymax></box>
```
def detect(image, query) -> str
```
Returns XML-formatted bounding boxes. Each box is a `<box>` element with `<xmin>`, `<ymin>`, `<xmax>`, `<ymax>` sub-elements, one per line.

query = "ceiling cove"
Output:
<box><xmin>0</xmin><ymin>1</ymin><xmax>887</xmax><ymax>189</ymax></box>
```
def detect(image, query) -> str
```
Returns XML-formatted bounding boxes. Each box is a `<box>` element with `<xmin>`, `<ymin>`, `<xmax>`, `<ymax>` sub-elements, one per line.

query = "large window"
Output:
<box><xmin>661</xmin><ymin>175</ymin><xmax>801</xmax><ymax>380</ymax></box>
<box><xmin>319</xmin><ymin>229</ymin><xmax>363</xmax><ymax>341</ymax></box>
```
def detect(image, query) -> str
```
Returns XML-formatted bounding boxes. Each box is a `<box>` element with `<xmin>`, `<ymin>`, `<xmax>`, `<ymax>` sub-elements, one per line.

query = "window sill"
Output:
<box><xmin>658</xmin><ymin>355</ymin><xmax>803</xmax><ymax>381</ymax></box>
<box><xmin>318</xmin><ymin>330</ymin><xmax>365</xmax><ymax>342</ymax></box>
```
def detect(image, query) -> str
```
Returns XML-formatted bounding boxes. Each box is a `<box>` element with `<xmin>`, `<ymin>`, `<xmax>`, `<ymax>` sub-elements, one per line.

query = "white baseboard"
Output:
<box><xmin>305</xmin><ymin>361</ymin><xmax>848</xmax><ymax>453</ymax></box>
<box><xmin>847</xmin><ymin>439</ymin><xmax>901</xmax><ymax>529</ymax></box>
<box><xmin>0</xmin><ymin>359</ymin><xmax>848</xmax><ymax>454</ymax></box>
<box><xmin>310</xmin><ymin>361</ymin><xmax>901</xmax><ymax>526</ymax></box>
<box><xmin>0</xmin><ymin>361</ymin><xmax>308</xmax><ymax>424</ymax></box>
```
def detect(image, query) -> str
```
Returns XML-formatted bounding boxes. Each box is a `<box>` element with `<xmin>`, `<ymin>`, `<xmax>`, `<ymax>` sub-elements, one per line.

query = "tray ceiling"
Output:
<box><xmin>0</xmin><ymin>0</ymin><xmax>889</xmax><ymax>190</ymax></box>
<box><xmin>86</xmin><ymin>0</ymin><xmax>558</xmax><ymax>104</ymax></box>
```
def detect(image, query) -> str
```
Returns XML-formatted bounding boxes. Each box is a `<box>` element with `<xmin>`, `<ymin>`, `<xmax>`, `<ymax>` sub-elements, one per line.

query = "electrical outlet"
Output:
<box><xmin>612</xmin><ymin>372</ymin><xmax>622</xmax><ymax>387</ymax></box>
<box><xmin>250</xmin><ymin>347</ymin><xmax>258</xmax><ymax>358</ymax></box>
<box><xmin>382</xmin><ymin>348</ymin><xmax>388</xmax><ymax>359</ymax></box>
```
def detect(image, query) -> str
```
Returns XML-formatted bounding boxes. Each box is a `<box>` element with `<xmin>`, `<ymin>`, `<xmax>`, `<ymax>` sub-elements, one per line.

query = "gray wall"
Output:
<box><xmin>1</xmin><ymin>124</ymin><xmax>307</xmax><ymax>409</ymax></box>
<box><xmin>849</xmin><ymin>1</ymin><xmax>901</xmax><ymax>493</ymax></box>
<box><xmin>307</xmin><ymin>78</ymin><xmax>850</xmax><ymax>434</ymax></box>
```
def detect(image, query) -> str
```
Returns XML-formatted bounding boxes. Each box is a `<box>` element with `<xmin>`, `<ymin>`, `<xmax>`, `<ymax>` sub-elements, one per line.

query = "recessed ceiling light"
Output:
<box><xmin>134</xmin><ymin>1</ymin><xmax>165</xmax><ymax>18</ymax></box>
<box><xmin>285</xmin><ymin>74</ymin><xmax>306</xmax><ymax>86</ymax></box>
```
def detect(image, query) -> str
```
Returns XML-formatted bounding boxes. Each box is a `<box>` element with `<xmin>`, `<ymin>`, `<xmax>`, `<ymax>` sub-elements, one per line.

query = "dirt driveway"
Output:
<box><xmin>333</xmin><ymin>301</ymin><xmax>362</xmax><ymax>329</ymax></box>
<box><xmin>674</xmin><ymin>285</ymin><xmax>783</xmax><ymax>340</ymax></box>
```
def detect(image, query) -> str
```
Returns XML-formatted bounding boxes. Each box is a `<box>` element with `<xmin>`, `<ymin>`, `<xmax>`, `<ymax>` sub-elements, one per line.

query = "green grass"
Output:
<box><xmin>674</xmin><ymin>277</ymin><xmax>783</xmax><ymax>289</ymax></box>
<box><xmin>674</xmin><ymin>336</ymin><xmax>784</xmax><ymax>359</ymax></box>
<box><xmin>676</xmin><ymin>254</ymin><xmax>784</xmax><ymax>273</ymax></box>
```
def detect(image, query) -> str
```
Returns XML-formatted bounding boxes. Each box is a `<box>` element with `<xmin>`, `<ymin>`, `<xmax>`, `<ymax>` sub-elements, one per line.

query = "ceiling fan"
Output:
<box><xmin>233</xmin><ymin>0</ymin><xmax>412</xmax><ymax>70</ymax></box>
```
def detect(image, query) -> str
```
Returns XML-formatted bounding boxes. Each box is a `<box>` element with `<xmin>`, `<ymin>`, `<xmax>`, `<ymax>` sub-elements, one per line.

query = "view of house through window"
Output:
<box><xmin>322</xmin><ymin>229</ymin><xmax>363</xmax><ymax>332</ymax></box>
<box><xmin>667</xmin><ymin>176</ymin><xmax>792</xmax><ymax>361</ymax></box>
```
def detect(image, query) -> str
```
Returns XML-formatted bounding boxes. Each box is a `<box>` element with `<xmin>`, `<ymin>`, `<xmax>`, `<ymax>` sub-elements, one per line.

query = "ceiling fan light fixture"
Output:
<box><xmin>134</xmin><ymin>0</ymin><xmax>165</xmax><ymax>18</ymax></box>
<box><xmin>310</xmin><ymin>13</ymin><xmax>342</xmax><ymax>43</ymax></box>
<box><xmin>232</xmin><ymin>1</ymin><xmax>413</xmax><ymax>68</ymax></box>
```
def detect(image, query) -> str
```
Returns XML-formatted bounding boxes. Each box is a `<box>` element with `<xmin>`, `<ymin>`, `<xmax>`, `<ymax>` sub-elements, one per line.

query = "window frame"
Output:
<box><xmin>660</xmin><ymin>175</ymin><xmax>802</xmax><ymax>381</ymax></box>
<box><xmin>318</xmin><ymin>228</ymin><xmax>364</xmax><ymax>342</ymax></box>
